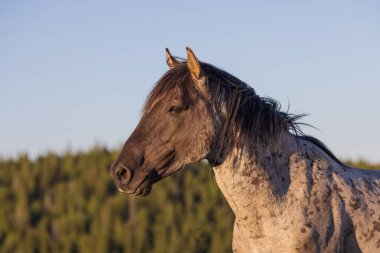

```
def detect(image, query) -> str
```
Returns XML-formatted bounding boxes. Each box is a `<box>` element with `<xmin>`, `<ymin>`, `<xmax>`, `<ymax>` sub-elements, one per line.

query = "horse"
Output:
<box><xmin>110</xmin><ymin>47</ymin><xmax>380</xmax><ymax>253</ymax></box>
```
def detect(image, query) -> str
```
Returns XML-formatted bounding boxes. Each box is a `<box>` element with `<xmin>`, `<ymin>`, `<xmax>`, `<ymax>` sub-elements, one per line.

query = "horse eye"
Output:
<box><xmin>169</xmin><ymin>106</ymin><xmax>183</xmax><ymax>114</ymax></box>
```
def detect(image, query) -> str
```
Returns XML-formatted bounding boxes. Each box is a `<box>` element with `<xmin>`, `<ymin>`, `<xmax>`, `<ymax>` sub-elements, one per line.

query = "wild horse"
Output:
<box><xmin>110</xmin><ymin>48</ymin><xmax>380</xmax><ymax>253</ymax></box>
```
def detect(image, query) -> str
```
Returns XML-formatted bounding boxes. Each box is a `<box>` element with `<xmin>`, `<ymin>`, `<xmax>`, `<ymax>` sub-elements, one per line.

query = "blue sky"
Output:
<box><xmin>1</xmin><ymin>0</ymin><xmax>379</xmax><ymax>162</ymax></box>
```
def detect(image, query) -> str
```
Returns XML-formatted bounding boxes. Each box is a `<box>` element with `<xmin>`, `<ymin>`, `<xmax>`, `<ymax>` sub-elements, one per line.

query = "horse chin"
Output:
<box><xmin>134</xmin><ymin>179</ymin><xmax>152</xmax><ymax>197</ymax></box>
<box><xmin>132</xmin><ymin>165</ymin><xmax>182</xmax><ymax>197</ymax></box>
<box><xmin>134</xmin><ymin>170</ymin><xmax>162</xmax><ymax>196</ymax></box>
<box><xmin>116</xmin><ymin>176</ymin><xmax>153</xmax><ymax>196</ymax></box>
<box><xmin>134</xmin><ymin>168</ymin><xmax>180</xmax><ymax>197</ymax></box>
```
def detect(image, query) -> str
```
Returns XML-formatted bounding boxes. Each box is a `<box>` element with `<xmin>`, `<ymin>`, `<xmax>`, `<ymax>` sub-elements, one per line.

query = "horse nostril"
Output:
<box><xmin>116</xmin><ymin>167</ymin><xmax>126</xmax><ymax>179</ymax></box>
<box><xmin>115</xmin><ymin>165</ymin><xmax>132</xmax><ymax>184</ymax></box>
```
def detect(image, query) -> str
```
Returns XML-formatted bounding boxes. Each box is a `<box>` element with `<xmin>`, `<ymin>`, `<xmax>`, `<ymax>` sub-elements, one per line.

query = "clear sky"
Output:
<box><xmin>1</xmin><ymin>0</ymin><xmax>379</xmax><ymax>162</ymax></box>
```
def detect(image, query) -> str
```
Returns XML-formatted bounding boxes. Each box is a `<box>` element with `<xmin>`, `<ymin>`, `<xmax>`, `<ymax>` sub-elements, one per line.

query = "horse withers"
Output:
<box><xmin>110</xmin><ymin>48</ymin><xmax>380</xmax><ymax>253</ymax></box>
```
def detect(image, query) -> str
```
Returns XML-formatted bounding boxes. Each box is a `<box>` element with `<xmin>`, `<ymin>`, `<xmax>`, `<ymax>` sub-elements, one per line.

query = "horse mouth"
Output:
<box><xmin>134</xmin><ymin>179</ymin><xmax>152</xmax><ymax>196</ymax></box>
<box><xmin>134</xmin><ymin>151</ymin><xmax>176</xmax><ymax>196</ymax></box>
<box><xmin>134</xmin><ymin>170</ymin><xmax>161</xmax><ymax>196</ymax></box>
<box><xmin>114</xmin><ymin>151</ymin><xmax>176</xmax><ymax>197</ymax></box>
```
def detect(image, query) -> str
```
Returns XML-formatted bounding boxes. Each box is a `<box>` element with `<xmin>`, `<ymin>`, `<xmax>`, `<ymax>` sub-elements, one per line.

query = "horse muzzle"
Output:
<box><xmin>110</xmin><ymin>162</ymin><xmax>162</xmax><ymax>196</ymax></box>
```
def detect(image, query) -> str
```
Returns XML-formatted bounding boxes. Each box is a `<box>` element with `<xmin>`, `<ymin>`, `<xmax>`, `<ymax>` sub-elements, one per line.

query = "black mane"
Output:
<box><xmin>144</xmin><ymin>60</ymin><xmax>344</xmax><ymax>166</ymax></box>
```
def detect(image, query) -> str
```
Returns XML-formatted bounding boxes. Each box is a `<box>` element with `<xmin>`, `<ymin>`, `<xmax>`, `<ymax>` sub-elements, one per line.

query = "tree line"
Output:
<box><xmin>0</xmin><ymin>147</ymin><xmax>233</xmax><ymax>253</ymax></box>
<box><xmin>0</xmin><ymin>147</ymin><xmax>378</xmax><ymax>253</ymax></box>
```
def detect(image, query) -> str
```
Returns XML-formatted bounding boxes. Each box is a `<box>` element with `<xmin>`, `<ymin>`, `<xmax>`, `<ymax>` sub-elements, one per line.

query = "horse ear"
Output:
<box><xmin>165</xmin><ymin>48</ymin><xmax>179</xmax><ymax>69</ymax></box>
<box><xmin>186</xmin><ymin>47</ymin><xmax>203</xmax><ymax>80</ymax></box>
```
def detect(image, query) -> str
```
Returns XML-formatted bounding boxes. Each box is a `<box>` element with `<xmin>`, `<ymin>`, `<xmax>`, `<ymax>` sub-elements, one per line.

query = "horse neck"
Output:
<box><xmin>212</xmin><ymin>132</ymin><xmax>299</xmax><ymax>219</ymax></box>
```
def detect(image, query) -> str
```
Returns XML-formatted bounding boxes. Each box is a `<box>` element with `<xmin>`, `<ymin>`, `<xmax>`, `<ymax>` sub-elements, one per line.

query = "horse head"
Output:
<box><xmin>110</xmin><ymin>48</ymin><xmax>216</xmax><ymax>196</ymax></box>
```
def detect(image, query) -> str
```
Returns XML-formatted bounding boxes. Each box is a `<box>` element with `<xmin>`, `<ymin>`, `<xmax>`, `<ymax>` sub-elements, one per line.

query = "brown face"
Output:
<box><xmin>110</xmin><ymin>91</ymin><xmax>213</xmax><ymax>196</ymax></box>
<box><xmin>110</xmin><ymin>48</ymin><xmax>214</xmax><ymax>196</ymax></box>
